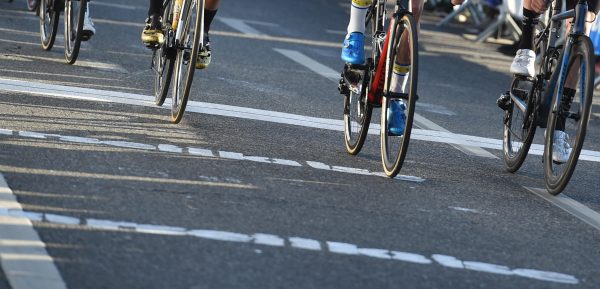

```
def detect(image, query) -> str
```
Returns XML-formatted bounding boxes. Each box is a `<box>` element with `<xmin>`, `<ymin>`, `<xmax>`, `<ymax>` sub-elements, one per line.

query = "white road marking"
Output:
<box><xmin>218</xmin><ymin>17</ymin><xmax>265</xmax><ymax>35</ymax></box>
<box><xmin>0</xmin><ymin>207</ymin><xmax>579</xmax><ymax>284</ymax></box>
<box><xmin>0</xmin><ymin>174</ymin><xmax>67</xmax><ymax>289</ymax></box>
<box><xmin>273</xmin><ymin>48</ymin><xmax>340</xmax><ymax>81</ymax></box>
<box><xmin>90</xmin><ymin>2</ymin><xmax>144</xmax><ymax>10</ymax></box>
<box><xmin>526</xmin><ymin>187</ymin><xmax>600</xmax><ymax>232</ymax></box>
<box><xmin>272</xmin><ymin>49</ymin><xmax>498</xmax><ymax>159</ymax></box>
<box><xmin>1</xmin><ymin>78</ymin><xmax>599</xmax><ymax>163</ymax></box>
<box><xmin>2</xmin><ymin>129</ymin><xmax>426</xmax><ymax>182</ymax></box>
<box><xmin>289</xmin><ymin>237</ymin><xmax>322</xmax><ymax>251</ymax></box>
<box><xmin>449</xmin><ymin>206</ymin><xmax>480</xmax><ymax>213</ymax></box>
<box><xmin>0</xmin><ymin>78</ymin><xmax>600</xmax><ymax>162</ymax></box>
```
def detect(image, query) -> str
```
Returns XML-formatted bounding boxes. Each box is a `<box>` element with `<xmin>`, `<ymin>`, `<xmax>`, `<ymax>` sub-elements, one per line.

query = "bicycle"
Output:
<box><xmin>39</xmin><ymin>0</ymin><xmax>89</xmax><ymax>64</ymax></box>
<box><xmin>501</xmin><ymin>0</ymin><xmax>594</xmax><ymax>195</ymax></box>
<box><xmin>150</xmin><ymin>0</ymin><xmax>205</xmax><ymax>123</ymax></box>
<box><xmin>338</xmin><ymin>0</ymin><xmax>419</xmax><ymax>178</ymax></box>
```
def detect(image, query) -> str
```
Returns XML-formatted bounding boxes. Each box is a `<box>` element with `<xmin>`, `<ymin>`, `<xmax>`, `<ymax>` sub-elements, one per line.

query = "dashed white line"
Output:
<box><xmin>0</xmin><ymin>174</ymin><xmax>67</xmax><ymax>289</ymax></box>
<box><xmin>0</xmin><ymin>206</ymin><xmax>580</xmax><ymax>285</ymax></box>
<box><xmin>1</xmin><ymin>129</ymin><xmax>426</xmax><ymax>182</ymax></box>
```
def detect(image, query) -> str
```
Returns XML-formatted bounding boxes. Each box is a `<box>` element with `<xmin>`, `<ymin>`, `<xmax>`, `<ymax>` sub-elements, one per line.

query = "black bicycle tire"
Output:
<box><xmin>154</xmin><ymin>2</ymin><xmax>175</xmax><ymax>106</ymax></box>
<box><xmin>27</xmin><ymin>0</ymin><xmax>39</xmax><ymax>11</ymax></box>
<box><xmin>543</xmin><ymin>35</ymin><xmax>594</xmax><ymax>195</ymax></box>
<box><xmin>40</xmin><ymin>0</ymin><xmax>59</xmax><ymax>51</ymax></box>
<box><xmin>380</xmin><ymin>13</ymin><xmax>418</xmax><ymax>178</ymax></box>
<box><xmin>343</xmin><ymin>70</ymin><xmax>373</xmax><ymax>155</ymax></box>
<box><xmin>171</xmin><ymin>0</ymin><xmax>204</xmax><ymax>123</ymax></box>
<box><xmin>502</xmin><ymin>78</ymin><xmax>538</xmax><ymax>172</ymax></box>
<box><xmin>64</xmin><ymin>0</ymin><xmax>87</xmax><ymax>64</ymax></box>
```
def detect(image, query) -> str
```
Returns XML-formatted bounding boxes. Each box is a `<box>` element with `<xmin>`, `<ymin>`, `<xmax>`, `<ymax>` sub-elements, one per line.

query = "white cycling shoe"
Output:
<box><xmin>82</xmin><ymin>9</ymin><xmax>95</xmax><ymax>40</ymax></box>
<box><xmin>552</xmin><ymin>130</ymin><xmax>572</xmax><ymax>164</ymax></box>
<box><xmin>510</xmin><ymin>49</ymin><xmax>536</xmax><ymax>78</ymax></box>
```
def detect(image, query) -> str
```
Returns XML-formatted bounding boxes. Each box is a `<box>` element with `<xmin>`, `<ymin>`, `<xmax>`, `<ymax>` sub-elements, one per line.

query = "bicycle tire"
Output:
<box><xmin>153</xmin><ymin>1</ymin><xmax>175</xmax><ymax>106</ymax></box>
<box><xmin>64</xmin><ymin>0</ymin><xmax>87</xmax><ymax>64</ymax></box>
<box><xmin>343</xmin><ymin>2</ymin><xmax>379</xmax><ymax>155</ymax></box>
<box><xmin>39</xmin><ymin>0</ymin><xmax>59</xmax><ymax>51</ymax></box>
<box><xmin>380</xmin><ymin>13</ymin><xmax>418</xmax><ymax>178</ymax></box>
<box><xmin>27</xmin><ymin>0</ymin><xmax>39</xmax><ymax>11</ymax></box>
<box><xmin>543</xmin><ymin>35</ymin><xmax>594</xmax><ymax>195</ymax></box>
<box><xmin>502</xmin><ymin>78</ymin><xmax>537</xmax><ymax>172</ymax></box>
<box><xmin>343</xmin><ymin>66</ymin><xmax>373</xmax><ymax>155</ymax></box>
<box><xmin>171</xmin><ymin>0</ymin><xmax>204</xmax><ymax>123</ymax></box>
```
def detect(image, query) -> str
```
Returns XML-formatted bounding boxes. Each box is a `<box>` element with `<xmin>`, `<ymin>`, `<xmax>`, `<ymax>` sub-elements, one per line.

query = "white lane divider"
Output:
<box><xmin>0</xmin><ymin>174</ymin><xmax>67</xmax><ymax>289</ymax></box>
<box><xmin>526</xmin><ymin>187</ymin><xmax>600</xmax><ymax>232</ymax></box>
<box><xmin>1</xmin><ymin>77</ymin><xmax>599</xmax><ymax>163</ymax></box>
<box><xmin>0</xmin><ymin>128</ymin><xmax>425</xmax><ymax>183</ymax></box>
<box><xmin>218</xmin><ymin>17</ymin><xmax>272</xmax><ymax>36</ymax></box>
<box><xmin>272</xmin><ymin>48</ymin><xmax>498</xmax><ymax>159</ymax></box>
<box><xmin>0</xmin><ymin>204</ymin><xmax>579</xmax><ymax>285</ymax></box>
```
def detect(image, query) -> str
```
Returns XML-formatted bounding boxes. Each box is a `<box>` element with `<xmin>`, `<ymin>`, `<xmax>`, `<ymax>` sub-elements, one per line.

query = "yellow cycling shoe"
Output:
<box><xmin>141</xmin><ymin>15</ymin><xmax>164</xmax><ymax>46</ymax></box>
<box><xmin>195</xmin><ymin>45</ymin><xmax>211</xmax><ymax>69</ymax></box>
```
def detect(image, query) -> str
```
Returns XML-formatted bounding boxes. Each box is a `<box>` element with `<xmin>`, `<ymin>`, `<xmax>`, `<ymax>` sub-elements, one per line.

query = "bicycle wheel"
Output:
<box><xmin>153</xmin><ymin>1</ymin><xmax>175</xmax><ymax>106</ymax></box>
<box><xmin>171</xmin><ymin>0</ymin><xmax>204</xmax><ymax>123</ymax></box>
<box><xmin>502</xmin><ymin>77</ymin><xmax>537</xmax><ymax>172</ymax></box>
<box><xmin>380</xmin><ymin>13</ymin><xmax>418</xmax><ymax>178</ymax></box>
<box><xmin>27</xmin><ymin>0</ymin><xmax>39</xmax><ymax>11</ymax></box>
<box><xmin>543</xmin><ymin>36</ymin><xmax>594</xmax><ymax>195</ymax></box>
<box><xmin>64</xmin><ymin>0</ymin><xmax>87</xmax><ymax>64</ymax></box>
<box><xmin>343</xmin><ymin>66</ymin><xmax>373</xmax><ymax>155</ymax></box>
<box><xmin>39</xmin><ymin>0</ymin><xmax>59</xmax><ymax>51</ymax></box>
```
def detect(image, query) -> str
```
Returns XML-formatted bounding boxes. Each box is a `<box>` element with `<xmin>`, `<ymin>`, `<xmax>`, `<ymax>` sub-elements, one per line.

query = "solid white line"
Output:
<box><xmin>272</xmin><ymin>49</ymin><xmax>497</xmax><ymax>159</ymax></box>
<box><xmin>0</xmin><ymin>208</ymin><xmax>580</xmax><ymax>284</ymax></box>
<box><xmin>0</xmin><ymin>174</ymin><xmax>67</xmax><ymax>289</ymax></box>
<box><xmin>1</xmin><ymin>77</ymin><xmax>599</xmax><ymax>163</ymax></box>
<box><xmin>90</xmin><ymin>2</ymin><xmax>143</xmax><ymax>10</ymax></box>
<box><xmin>525</xmin><ymin>187</ymin><xmax>600</xmax><ymax>231</ymax></box>
<box><xmin>218</xmin><ymin>17</ymin><xmax>265</xmax><ymax>35</ymax></box>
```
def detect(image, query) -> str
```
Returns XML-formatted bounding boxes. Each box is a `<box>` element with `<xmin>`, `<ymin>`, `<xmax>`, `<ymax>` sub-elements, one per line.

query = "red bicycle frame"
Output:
<box><xmin>367</xmin><ymin>19</ymin><xmax>394</xmax><ymax>104</ymax></box>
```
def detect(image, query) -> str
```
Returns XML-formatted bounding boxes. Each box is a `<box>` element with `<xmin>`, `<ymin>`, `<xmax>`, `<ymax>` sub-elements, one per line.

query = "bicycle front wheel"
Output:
<box><xmin>543</xmin><ymin>36</ymin><xmax>594</xmax><ymax>195</ymax></box>
<box><xmin>64</xmin><ymin>0</ymin><xmax>87</xmax><ymax>64</ymax></box>
<box><xmin>380</xmin><ymin>14</ymin><xmax>418</xmax><ymax>178</ymax></box>
<box><xmin>171</xmin><ymin>0</ymin><xmax>204</xmax><ymax>123</ymax></box>
<box><xmin>39</xmin><ymin>0</ymin><xmax>59</xmax><ymax>50</ymax></box>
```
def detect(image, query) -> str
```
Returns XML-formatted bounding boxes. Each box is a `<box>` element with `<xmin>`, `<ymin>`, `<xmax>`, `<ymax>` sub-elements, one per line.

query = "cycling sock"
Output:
<box><xmin>556</xmin><ymin>87</ymin><xmax>576</xmax><ymax>131</ymax></box>
<box><xmin>204</xmin><ymin>8</ymin><xmax>218</xmax><ymax>34</ymax></box>
<box><xmin>518</xmin><ymin>9</ymin><xmax>540</xmax><ymax>50</ymax></box>
<box><xmin>389</xmin><ymin>63</ymin><xmax>410</xmax><ymax>93</ymax></box>
<box><xmin>347</xmin><ymin>0</ymin><xmax>373</xmax><ymax>34</ymax></box>
<box><xmin>148</xmin><ymin>0</ymin><xmax>163</xmax><ymax>17</ymax></box>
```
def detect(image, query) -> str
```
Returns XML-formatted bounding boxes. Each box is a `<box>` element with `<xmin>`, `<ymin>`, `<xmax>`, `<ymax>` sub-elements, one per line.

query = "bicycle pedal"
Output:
<box><xmin>497</xmin><ymin>91</ymin><xmax>511</xmax><ymax>111</ymax></box>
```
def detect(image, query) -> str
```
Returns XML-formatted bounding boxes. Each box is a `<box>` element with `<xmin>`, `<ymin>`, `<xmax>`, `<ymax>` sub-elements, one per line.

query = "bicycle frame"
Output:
<box><xmin>510</xmin><ymin>0</ymin><xmax>588</xmax><ymax>116</ymax></box>
<box><xmin>367</xmin><ymin>0</ymin><xmax>413</xmax><ymax>103</ymax></box>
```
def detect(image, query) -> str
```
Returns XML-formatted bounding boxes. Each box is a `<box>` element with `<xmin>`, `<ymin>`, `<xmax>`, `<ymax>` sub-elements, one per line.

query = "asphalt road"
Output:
<box><xmin>0</xmin><ymin>0</ymin><xmax>599</xmax><ymax>288</ymax></box>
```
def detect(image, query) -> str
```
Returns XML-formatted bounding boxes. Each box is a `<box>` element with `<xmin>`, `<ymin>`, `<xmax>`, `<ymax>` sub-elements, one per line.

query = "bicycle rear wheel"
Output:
<box><xmin>380</xmin><ymin>14</ymin><xmax>418</xmax><ymax>178</ymax></box>
<box><xmin>27</xmin><ymin>0</ymin><xmax>39</xmax><ymax>11</ymax></box>
<box><xmin>543</xmin><ymin>36</ymin><xmax>594</xmax><ymax>195</ymax></box>
<box><xmin>39</xmin><ymin>0</ymin><xmax>59</xmax><ymax>50</ymax></box>
<box><xmin>64</xmin><ymin>0</ymin><xmax>87</xmax><ymax>64</ymax></box>
<box><xmin>502</xmin><ymin>77</ymin><xmax>537</xmax><ymax>172</ymax></box>
<box><xmin>343</xmin><ymin>66</ymin><xmax>373</xmax><ymax>155</ymax></box>
<box><xmin>171</xmin><ymin>0</ymin><xmax>204</xmax><ymax>123</ymax></box>
<box><xmin>153</xmin><ymin>1</ymin><xmax>175</xmax><ymax>106</ymax></box>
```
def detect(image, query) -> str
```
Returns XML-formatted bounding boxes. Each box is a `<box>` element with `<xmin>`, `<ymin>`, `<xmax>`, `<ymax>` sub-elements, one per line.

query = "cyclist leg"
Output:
<box><xmin>549</xmin><ymin>0</ymin><xmax>599</xmax><ymax>162</ymax></box>
<box><xmin>82</xmin><ymin>1</ymin><xmax>95</xmax><ymax>40</ymax></box>
<box><xmin>509</xmin><ymin>0</ymin><xmax>547</xmax><ymax>78</ymax></box>
<box><xmin>387</xmin><ymin>0</ymin><xmax>423</xmax><ymax>136</ymax></box>
<box><xmin>341</xmin><ymin>0</ymin><xmax>372</xmax><ymax>65</ymax></box>
<box><xmin>196</xmin><ymin>0</ymin><xmax>220</xmax><ymax>69</ymax></box>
